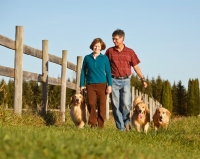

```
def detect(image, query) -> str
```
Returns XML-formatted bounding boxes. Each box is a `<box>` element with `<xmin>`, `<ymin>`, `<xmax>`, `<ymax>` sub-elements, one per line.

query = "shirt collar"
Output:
<box><xmin>89</xmin><ymin>52</ymin><xmax>103</xmax><ymax>57</ymax></box>
<box><xmin>113</xmin><ymin>44</ymin><xmax>128</xmax><ymax>52</ymax></box>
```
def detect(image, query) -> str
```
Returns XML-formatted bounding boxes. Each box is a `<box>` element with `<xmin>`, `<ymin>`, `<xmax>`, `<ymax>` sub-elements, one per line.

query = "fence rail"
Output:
<box><xmin>0</xmin><ymin>26</ymin><xmax>161</xmax><ymax>122</ymax></box>
<box><xmin>0</xmin><ymin>26</ymin><xmax>82</xmax><ymax>122</ymax></box>
<box><xmin>131</xmin><ymin>87</ymin><xmax>161</xmax><ymax>121</ymax></box>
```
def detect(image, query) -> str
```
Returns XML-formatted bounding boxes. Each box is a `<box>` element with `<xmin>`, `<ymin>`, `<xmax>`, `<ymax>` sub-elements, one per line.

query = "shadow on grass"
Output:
<box><xmin>40</xmin><ymin>111</ymin><xmax>60</xmax><ymax>126</ymax></box>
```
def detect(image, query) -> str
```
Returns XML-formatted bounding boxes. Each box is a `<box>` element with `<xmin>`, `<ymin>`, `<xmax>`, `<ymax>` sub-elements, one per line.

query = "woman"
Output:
<box><xmin>80</xmin><ymin>38</ymin><xmax>112</xmax><ymax>129</ymax></box>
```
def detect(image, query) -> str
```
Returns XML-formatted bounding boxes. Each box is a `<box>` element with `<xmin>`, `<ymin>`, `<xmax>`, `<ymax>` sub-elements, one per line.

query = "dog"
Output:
<box><xmin>70</xmin><ymin>93</ymin><xmax>88</xmax><ymax>128</ymax></box>
<box><xmin>153</xmin><ymin>107</ymin><xmax>171</xmax><ymax>131</ymax></box>
<box><xmin>131</xmin><ymin>96</ymin><xmax>150</xmax><ymax>134</ymax></box>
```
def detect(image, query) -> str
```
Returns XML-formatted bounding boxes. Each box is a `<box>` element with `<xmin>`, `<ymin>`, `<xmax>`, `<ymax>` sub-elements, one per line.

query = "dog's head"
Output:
<box><xmin>70</xmin><ymin>93</ymin><xmax>84</xmax><ymax>106</ymax></box>
<box><xmin>155</xmin><ymin>107</ymin><xmax>171</xmax><ymax>122</ymax></box>
<box><xmin>135</xmin><ymin>102</ymin><xmax>149</xmax><ymax>119</ymax></box>
<box><xmin>133</xmin><ymin>96</ymin><xmax>143</xmax><ymax>107</ymax></box>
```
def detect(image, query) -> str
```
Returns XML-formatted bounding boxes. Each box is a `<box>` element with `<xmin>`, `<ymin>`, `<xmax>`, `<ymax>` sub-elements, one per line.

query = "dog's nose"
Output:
<box><xmin>159</xmin><ymin>116</ymin><xmax>162</xmax><ymax>120</ymax></box>
<box><xmin>139</xmin><ymin>110</ymin><xmax>142</xmax><ymax>113</ymax></box>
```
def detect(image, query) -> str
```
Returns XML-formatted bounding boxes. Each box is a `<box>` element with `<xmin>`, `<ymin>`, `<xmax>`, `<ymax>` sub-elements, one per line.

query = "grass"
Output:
<box><xmin>0</xmin><ymin>109</ymin><xmax>200</xmax><ymax>159</ymax></box>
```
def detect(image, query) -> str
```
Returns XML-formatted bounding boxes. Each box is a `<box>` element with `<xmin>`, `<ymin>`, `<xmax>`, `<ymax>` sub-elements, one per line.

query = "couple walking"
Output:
<box><xmin>80</xmin><ymin>29</ymin><xmax>147</xmax><ymax>130</ymax></box>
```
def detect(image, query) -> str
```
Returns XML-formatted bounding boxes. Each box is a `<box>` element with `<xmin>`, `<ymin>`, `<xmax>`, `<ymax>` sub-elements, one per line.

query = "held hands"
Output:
<box><xmin>106</xmin><ymin>86</ymin><xmax>112</xmax><ymax>94</ymax></box>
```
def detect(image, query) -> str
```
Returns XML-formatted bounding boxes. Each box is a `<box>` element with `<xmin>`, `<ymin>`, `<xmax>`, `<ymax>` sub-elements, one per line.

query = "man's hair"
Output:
<box><xmin>89</xmin><ymin>38</ymin><xmax>106</xmax><ymax>50</ymax></box>
<box><xmin>112</xmin><ymin>29</ymin><xmax>125</xmax><ymax>38</ymax></box>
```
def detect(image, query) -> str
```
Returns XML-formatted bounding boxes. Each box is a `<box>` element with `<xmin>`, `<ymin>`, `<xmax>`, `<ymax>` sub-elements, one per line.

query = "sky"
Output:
<box><xmin>0</xmin><ymin>0</ymin><xmax>200</xmax><ymax>89</ymax></box>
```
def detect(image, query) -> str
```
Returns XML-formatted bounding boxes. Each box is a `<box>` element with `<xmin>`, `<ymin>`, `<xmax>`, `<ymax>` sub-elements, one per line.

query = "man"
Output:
<box><xmin>105</xmin><ymin>29</ymin><xmax>147</xmax><ymax>131</ymax></box>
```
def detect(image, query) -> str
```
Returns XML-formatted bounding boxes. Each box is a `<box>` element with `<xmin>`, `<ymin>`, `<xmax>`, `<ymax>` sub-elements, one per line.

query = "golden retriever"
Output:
<box><xmin>153</xmin><ymin>107</ymin><xmax>171</xmax><ymax>131</ymax></box>
<box><xmin>70</xmin><ymin>93</ymin><xmax>88</xmax><ymax>128</ymax></box>
<box><xmin>131</xmin><ymin>96</ymin><xmax>150</xmax><ymax>134</ymax></box>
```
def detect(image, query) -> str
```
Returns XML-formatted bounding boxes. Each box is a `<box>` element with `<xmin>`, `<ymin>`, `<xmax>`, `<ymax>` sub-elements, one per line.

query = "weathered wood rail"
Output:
<box><xmin>0</xmin><ymin>26</ymin><xmax>160</xmax><ymax>122</ymax></box>
<box><xmin>0</xmin><ymin>26</ymin><xmax>82</xmax><ymax>122</ymax></box>
<box><xmin>131</xmin><ymin>87</ymin><xmax>161</xmax><ymax>121</ymax></box>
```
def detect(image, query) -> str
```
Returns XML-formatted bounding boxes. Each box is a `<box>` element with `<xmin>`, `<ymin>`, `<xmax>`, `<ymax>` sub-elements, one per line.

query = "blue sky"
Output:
<box><xmin>0</xmin><ymin>0</ymin><xmax>200</xmax><ymax>88</ymax></box>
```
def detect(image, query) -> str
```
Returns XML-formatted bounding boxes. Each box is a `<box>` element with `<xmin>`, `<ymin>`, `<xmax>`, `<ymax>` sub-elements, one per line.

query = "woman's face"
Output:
<box><xmin>93</xmin><ymin>42</ymin><xmax>101</xmax><ymax>54</ymax></box>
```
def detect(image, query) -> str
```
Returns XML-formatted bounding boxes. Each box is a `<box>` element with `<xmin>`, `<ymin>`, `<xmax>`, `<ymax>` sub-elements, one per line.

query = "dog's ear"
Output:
<box><xmin>166</xmin><ymin>109</ymin><xmax>171</xmax><ymax>117</ymax></box>
<box><xmin>154</xmin><ymin>108</ymin><xmax>160</xmax><ymax>116</ymax></box>
<box><xmin>69</xmin><ymin>96</ymin><xmax>73</xmax><ymax>109</ymax></box>
<box><xmin>70</xmin><ymin>96</ymin><xmax>73</xmax><ymax>102</ymax></box>
<box><xmin>145</xmin><ymin>104</ymin><xmax>150</xmax><ymax>113</ymax></box>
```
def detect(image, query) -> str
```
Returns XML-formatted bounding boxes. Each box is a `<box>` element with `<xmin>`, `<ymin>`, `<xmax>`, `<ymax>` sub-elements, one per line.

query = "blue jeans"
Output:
<box><xmin>111</xmin><ymin>77</ymin><xmax>131</xmax><ymax>130</ymax></box>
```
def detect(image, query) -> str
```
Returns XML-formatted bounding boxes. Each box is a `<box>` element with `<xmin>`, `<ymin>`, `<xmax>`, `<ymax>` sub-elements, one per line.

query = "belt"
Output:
<box><xmin>112</xmin><ymin>76</ymin><xmax>129</xmax><ymax>79</ymax></box>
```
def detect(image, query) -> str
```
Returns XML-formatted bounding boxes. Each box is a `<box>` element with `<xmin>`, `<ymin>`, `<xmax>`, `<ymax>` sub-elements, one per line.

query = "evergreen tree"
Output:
<box><xmin>187</xmin><ymin>79</ymin><xmax>199</xmax><ymax>115</ymax></box>
<box><xmin>7</xmin><ymin>79</ymin><xmax>14</xmax><ymax>108</ymax></box>
<box><xmin>161</xmin><ymin>80</ymin><xmax>173</xmax><ymax>113</ymax></box>
<box><xmin>130</xmin><ymin>73</ymin><xmax>142</xmax><ymax>91</ymax></box>
<box><xmin>0</xmin><ymin>79</ymin><xmax>7</xmax><ymax>106</ymax></box>
<box><xmin>171</xmin><ymin>82</ymin><xmax>179</xmax><ymax>115</ymax></box>
<box><xmin>66</xmin><ymin>78</ymin><xmax>76</xmax><ymax>107</ymax></box>
<box><xmin>22</xmin><ymin>80</ymin><xmax>32</xmax><ymax>109</ymax></box>
<box><xmin>151</xmin><ymin>75</ymin><xmax>163</xmax><ymax>102</ymax></box>
<box><xmin>29</xmin><ymin>81</ymin><xmax>42</xmax><ymax>109</ymax></box>
<box><xmin>194</xmin><ymin>79</ymin><xmax>200</xmax><ymax>115</ymax></box>
<box><xmin>177</xmin><ymin>81</ymin><xmax>187</xmax><ymax>115</ymax></box>
<box><xmin>48</xmin><ymin>85</ymin><xmax>61</xmax><ymax>109</ymax></box>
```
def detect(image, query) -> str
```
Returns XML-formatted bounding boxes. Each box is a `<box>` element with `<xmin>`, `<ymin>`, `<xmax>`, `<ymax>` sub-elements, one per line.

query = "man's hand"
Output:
<box><xmin>143</xmin><ymin>81</ymin><xmax>148</xmax><ymax>88</ymax></box>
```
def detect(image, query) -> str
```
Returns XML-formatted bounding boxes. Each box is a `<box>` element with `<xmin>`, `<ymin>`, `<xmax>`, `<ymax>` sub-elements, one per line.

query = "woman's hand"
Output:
<box><xmin>80</xmin><ymin>86</ymin><xmax>86</xmax><ymax>92</ymax></box>
<box><xmin>106</xmin><ymin>86</ymin><xmax>112</xmax><ymax>94</ymax></box>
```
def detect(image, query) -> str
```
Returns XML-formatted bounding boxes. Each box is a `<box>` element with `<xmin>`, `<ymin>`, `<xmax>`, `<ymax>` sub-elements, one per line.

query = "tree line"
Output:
<box><xmin>0</xmin><ymin>75</ymin><xmax>199</xmax><ymax>116</ymax></box>
<box><xmin>0</xmin><ymin>78</ymin><xmax>75</xmax><ymax>110</ymax></box>
<box><xmin>131</xmin><ymin>74</ymin><xmax>200</xmax><ymax>116</ymax></box>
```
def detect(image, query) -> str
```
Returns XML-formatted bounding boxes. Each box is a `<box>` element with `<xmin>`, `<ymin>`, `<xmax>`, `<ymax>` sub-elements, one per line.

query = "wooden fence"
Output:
<box><xmin>0</xmin><ymin>26</ymin><xmax>82</xmax><ymax>122</ymax></box>
<box><xmin>131</xmin><ymin>87</ymin><xmax>161</xmax><ymax>121</ymax></box>
<box><xmin>105</xmin><ymin>87</ymin><xmax>161</xmax><ymax>121</ymax></box>
<box><xmin>0</xmin><ymin>26</ymin><xmax>161</xmax><ymax>122</ymax></box>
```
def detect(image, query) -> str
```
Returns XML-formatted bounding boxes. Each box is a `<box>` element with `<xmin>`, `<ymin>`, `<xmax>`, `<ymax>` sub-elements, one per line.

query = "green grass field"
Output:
<box><xmin>0</xmin><ymin>110</ymin><xmax>200</xmax><ymax>159</ymax></box>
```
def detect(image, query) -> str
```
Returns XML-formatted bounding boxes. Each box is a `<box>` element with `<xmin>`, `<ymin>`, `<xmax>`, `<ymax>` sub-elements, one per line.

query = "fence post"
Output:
<box><xmin>149</xmin><ymin>98</ymin><xmax>153</xmax><ymax>121</ymax></box>
<box><xmin>136</xmin><ymin>89</ymin><xmax>138</xmax><ymax>97</ymax></box>
<box><xmin>76</xmin><ymin>56</ymin><xmax>82</xmax><ymax>93</ymax></box>
<box><xmin>144</xmin><ymin>94</ymin><xmax>148</xmax><ymax>108</ymax></box>
<box><xmin>14</xmin><ymin>26</ymin><xmax>24</xmax><ymax>115</ymax></box>
<box><xmin>60</xmin><ymin>50</ymin><xmax>67</xmax><ymax>122</ymax></box>
<box><xmin>130</xmin><ymin>86</ymin><xmax>135</xmax><ymax>117</ymax></box>
<box><xmin>41</xmin><ymin>40</ymin><xmax>48</xmax><ymax>114</ymax></box>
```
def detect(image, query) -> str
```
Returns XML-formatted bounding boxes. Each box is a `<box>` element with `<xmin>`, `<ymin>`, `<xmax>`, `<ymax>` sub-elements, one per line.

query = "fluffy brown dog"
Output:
<box><xmin>153</xmin><ymin>107</ymin><xmax>171</xmax><ymax>131</ymax></box>
<box><xmin>70</xmin><ymin>93</ymin><xmax>88</xmax><ymax>128</ymax></box>
<box><xmin>131</xmin><ymin>96</ymin><xmax>150</xmax><ymax>134</ymax></box>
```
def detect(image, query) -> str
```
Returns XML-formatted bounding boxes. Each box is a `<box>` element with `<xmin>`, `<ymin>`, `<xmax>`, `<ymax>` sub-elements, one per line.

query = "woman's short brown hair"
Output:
<box><xmin>89</xmin><ymin>38</ymin><xmax>106</xmax><ymax>51</ymax></box>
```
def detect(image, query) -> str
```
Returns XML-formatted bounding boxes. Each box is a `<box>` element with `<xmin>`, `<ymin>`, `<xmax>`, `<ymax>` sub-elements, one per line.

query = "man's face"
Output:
<box><xmin>112</xmin><ymin>35</ymin><xmax>124</xmax><ymax>47</ymax></box>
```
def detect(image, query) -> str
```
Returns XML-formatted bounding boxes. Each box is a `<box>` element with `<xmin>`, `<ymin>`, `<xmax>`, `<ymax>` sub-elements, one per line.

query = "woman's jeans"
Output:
<box><xmin>111</xmin><ymin>77</ymin><xmax>131</xmax><ymax>130</ymax></box>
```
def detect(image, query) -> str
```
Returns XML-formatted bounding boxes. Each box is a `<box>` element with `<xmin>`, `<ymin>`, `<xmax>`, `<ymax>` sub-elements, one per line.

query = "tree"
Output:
<box><xmin>171</xmin><ymin>82</ymin><xmax>179</xmax><ymax>115</ymax></box>
<box><xmin>66</xmin><ymin>78</ymin><xmax>76</xmax><ymax>107</ymax></box>
<box><xmin>48</xmin><ymin>85</ymin><xmax>61</xmax><ymax>109</ymax></box>
<box><xmin>22</xmin><ymin>80</ymin><xmax>32</xmax><ymax>109</ymax></box>
<box><xmin>7</xmin><ymin>79</ymin><xmax>14</xmax><ymax>108</ymax></box>
<box><xmin>130</xmin><ymin>73</ymin><xmax>142</xmax><ymax>91</ymax></box>
<box><xmin>176</xmin><ymin>81</ymin><xmax>187</xmax><ymax>115</ymax></box>
<box><xmin>187</xmin><ymin>79</ymin><xmax>199</xmax><ymax>115</ymax></box>
<box><xmin>161</xmin><ymin>80</ymin><xmax>173</xmax><ymax>113</ymax></box>
<box><xmin>29</xmin><ymin>81</ymin><xmax>42</xmax><ymax>109</ymax></box>
<box><xmin>151</xmin><ymin>75</ymin><xmax>163</xmax><ymax>102</ymax></box>
<box><xmin>0</xmin><ymin>79</ymin><xmax>7</xmax><ymax>106</ymax></box>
